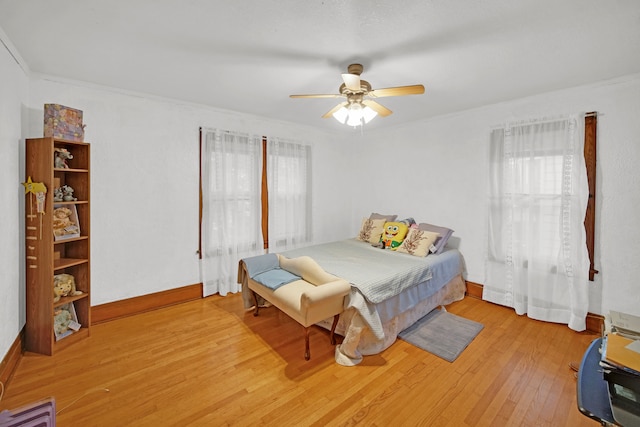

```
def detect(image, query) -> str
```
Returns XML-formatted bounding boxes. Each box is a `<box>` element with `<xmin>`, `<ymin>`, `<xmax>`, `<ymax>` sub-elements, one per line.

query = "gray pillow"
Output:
<box><xmin>417</xmin><ymin>223</ymin><xmax>454</xmax><ymax>254</ymax></box>
<box><xmin>370</xmin><ymin>212</ymin><xmax>398</xmax><ymax>222</ymax></box>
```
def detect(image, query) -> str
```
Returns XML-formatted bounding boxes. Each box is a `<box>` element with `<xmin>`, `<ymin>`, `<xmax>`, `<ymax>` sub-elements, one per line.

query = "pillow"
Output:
<box><xmin>398</xmin><ymin>217</ymin><xmax>416</xmax><ymax>227</ymax></box>
<box><xmin>380</xmin><ymin>221</ymin><xmax>409</xmax><ymax>250</ymax></box>
<box><xmin>397</xmin><ymin>229</ymin><xmax>440</xmax><ymax>257</ymax></box>
<box><xmin>418</xmin><ymin>223</ymin><xmax>454</xmax><ymax>254</ymax></box>
<box><xmin>369</xmin><ymin>212</ymin><xmax>398</xmax><ymax>222</ymax></box>
<box><xmin>357</xmin><ymin>218</ymin><xmax>386</xmax><ymax>244</ymax></box>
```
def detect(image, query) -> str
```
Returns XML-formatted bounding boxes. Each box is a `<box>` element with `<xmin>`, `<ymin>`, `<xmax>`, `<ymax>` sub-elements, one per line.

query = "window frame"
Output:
<box><xmin>199</xmin><ymin>130</ymin><xmax>310</xmax><ymax>256</ymax></box>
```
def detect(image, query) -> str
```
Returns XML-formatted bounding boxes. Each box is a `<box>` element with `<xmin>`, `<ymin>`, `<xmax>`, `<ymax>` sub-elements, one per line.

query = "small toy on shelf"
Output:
<box><xmin>53</xmin><ymin>187</ymin><xmax>64</xmax><ymax>202</ymax></box>
<box><xmin>61</xmin><ymin>185</ymin><xmax>77</xmax><ymax>201</ymax></box>
<box><xmin>53</xmin><ymin>273</ymin><xmax>82</xmax><ymax>302</ymax></box>
<box><xmin>53</xmin><ymin>185</ymin><xmax>78</xmax><ymax>202</ymax></box>
<box><xmin>53</xmin><ymin>147</ymin><xmax>73</xmax><ymax>169</ymax></box>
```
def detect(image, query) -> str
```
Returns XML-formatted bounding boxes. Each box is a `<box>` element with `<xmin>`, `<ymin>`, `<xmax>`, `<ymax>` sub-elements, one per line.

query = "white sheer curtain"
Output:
<box><xmin>483</xmin><ymin>114</ymin><xmax>590</xmax><ymax>331</ymax></box>
<box><xmin>266</xmin><ymin>136</ymin><xmax>311</xmax><ymax>252</ymax></box>
<box><xmin>200</xmin><ymin>128</ymin><xmax>264</xmax><ymax>297</ymax></box>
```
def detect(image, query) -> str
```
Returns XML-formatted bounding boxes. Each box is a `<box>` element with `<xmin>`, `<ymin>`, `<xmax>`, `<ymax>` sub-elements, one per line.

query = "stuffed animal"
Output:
<box><xmin>53</xmin><ymin>273</ymin><xmax>82</xmax><ymax>302</ymax></box>
<box><xmin>54</xmin><ymin>147</ymin><xmax>73</xmax><ymax>169</ymax></box>
<box><xmin>54</xmin><ymin>308</ymin><xmax>72</xmax><ymax>334</ymax></box>
<box><xmin>380</xmin><ymin>221</ymin><xmax>409</xmax><ymax>250</ymax></box>
<box><xmin>61</xmin><ymin>185</ymin><xmax>77</xmax><ymax>201</ymax></box>
<box><xmin>53</xmin><ymin>187</ymin><xmax>64</xmax><ymax>202</ymax></box>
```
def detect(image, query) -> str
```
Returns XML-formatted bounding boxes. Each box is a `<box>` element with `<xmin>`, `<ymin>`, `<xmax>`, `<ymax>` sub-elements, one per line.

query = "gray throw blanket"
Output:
<box><xmin>242</xmin><ymin>253</ymin><xmax>279</xmax><ymax>278</ymax></box>
<box><xmin>242</xmin><ymin>253</ymin><xmax>300</xmax><ymax>290</ymax></box>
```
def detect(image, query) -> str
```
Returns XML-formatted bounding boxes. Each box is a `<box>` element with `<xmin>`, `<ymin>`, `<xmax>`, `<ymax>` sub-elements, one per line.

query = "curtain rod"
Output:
<box><xmin>492</xmin><ymin>111</ymin><xmax>599</xmax><ymax>130</ymax></box>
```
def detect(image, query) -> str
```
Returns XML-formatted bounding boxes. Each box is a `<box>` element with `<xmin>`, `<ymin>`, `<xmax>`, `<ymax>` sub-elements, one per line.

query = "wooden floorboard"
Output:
<box><xmin>0</xmin><ymin>294</ymin><xmax>600</xmax><ymax>426</ymax></box>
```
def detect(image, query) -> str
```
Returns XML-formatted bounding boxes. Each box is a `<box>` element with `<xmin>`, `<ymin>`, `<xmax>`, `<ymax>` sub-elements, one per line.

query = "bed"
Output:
<box><xmin>239</xmin><ymin>232</ymin><xmax>466</xmax><ymax>366</ymax></box>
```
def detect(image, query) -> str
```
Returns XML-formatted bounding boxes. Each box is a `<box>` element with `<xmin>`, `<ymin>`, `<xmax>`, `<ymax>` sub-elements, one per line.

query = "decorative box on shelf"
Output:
<box><xmin>44</xmin><ymin>104</ymin><xmax>85</xmax><ymax>142</ymax></box>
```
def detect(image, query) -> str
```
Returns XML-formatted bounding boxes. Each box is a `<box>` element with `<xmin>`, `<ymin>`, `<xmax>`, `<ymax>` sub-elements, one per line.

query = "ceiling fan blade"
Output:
<box><xmin>362</xmin><ymin>100</ymin><xmax>393</xmax><ymax>117</ymax></box>
<box><xmin>290</xmin><ymin>94</ymin><xmax>343</xmax><ymax>99</ymax></box>
<box><xmin>322</xmin><ymin>102</ymin><xmax>348</xmax><ymax>118</ymax></box>
<box><xmin>368</xmin><ymin>84</ymin><xmax>425</xmax><ymax>98</ymax></box>
<box><xmin>341</xmin><ymin>73</ymin><xmax>361</xmax><ymax>91</ymax></box>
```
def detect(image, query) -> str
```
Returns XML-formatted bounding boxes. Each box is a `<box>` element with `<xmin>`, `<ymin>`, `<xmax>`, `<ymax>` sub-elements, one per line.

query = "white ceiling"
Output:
<box><xmin>1</xmin><ymin>0</ymin><xmax>640</xmax><ymax>130</ymax></box>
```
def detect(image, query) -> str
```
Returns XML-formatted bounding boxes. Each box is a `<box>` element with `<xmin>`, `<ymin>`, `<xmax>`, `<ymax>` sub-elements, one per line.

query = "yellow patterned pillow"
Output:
<box><xmin>357</xmin><ymin>218</ymin><xmax>385</xmax><ymax>244</ymax></box>
<box><xmin>397</xmin><ymin>228</ymin><xmax>440</xmax><ymax>257</ymax></box>
<box><xmin>380</xmin><ymin>221</ymin><xmax>409</xmax><ymax>250</ymax></box>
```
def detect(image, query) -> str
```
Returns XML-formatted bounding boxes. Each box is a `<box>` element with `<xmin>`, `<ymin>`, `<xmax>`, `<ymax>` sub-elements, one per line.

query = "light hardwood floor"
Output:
<box><xmin>1</xmin><ymin>294</ymin><xmax>599</xmax><ymax>426</ymax></box>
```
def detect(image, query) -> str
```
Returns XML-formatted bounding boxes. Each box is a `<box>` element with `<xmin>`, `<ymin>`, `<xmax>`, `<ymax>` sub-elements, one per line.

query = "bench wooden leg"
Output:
<box><xmin>304</xmin><ymin>326</ymin><xmax>310</xmax><ymax>360</ymax></box>
<box><xmin>330</xmin><ymin>314</ymin><xmax>340</xmax><ymax>345</ymax></box>
<box><xmin>251</xmin><ymin>291</ymin><xmax>260</xmax><ymax>317</ymax></box>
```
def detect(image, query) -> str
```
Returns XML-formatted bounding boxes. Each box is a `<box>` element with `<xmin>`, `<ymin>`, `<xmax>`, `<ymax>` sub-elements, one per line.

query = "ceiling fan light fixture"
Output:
<box><xmin>362</xmin><ymin>106</ymin><xmax>378</xmax><ymax>124</ymax></box>
<box><xmin>346</xmin><ymin>103</ymin><xmax>364</xmax><ymax>127</ymax></box>
<box><xmin>332</xmin><ymin>106</ymin><xmax>349</xmax><ymax>124</ymax></box>
<box><xmin>333</xmin><ymin>103</ymin><xmax>378</xmax><ymax>127</ymax></box>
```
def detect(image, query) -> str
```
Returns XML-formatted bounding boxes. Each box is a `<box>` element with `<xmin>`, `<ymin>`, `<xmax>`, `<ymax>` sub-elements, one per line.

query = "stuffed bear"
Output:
<box><xmin>53</xmin><ymin>273</ymin><xmax>82</xmax><ymax>302</ymax></box>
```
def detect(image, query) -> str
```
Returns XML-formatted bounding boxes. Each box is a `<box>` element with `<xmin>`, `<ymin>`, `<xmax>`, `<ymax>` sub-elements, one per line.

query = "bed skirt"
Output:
<box><xmin>322</xmin><ymin>273</ymin><xmax>467</xmax><ymax>366</ymax></box>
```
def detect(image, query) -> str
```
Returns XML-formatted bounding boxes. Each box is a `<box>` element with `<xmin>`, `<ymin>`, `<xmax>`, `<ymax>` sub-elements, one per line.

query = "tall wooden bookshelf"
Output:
<box><xmin>25</xmin><ymin>137</ymin><xmax>91</xmax><ymax>355</ymax></box>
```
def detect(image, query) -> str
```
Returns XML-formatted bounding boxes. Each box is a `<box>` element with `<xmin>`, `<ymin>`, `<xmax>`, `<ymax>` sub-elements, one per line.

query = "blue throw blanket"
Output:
<box><xmin>242</xmin><ymin>254</ymin><xmax>300</xmax><ymax>290</ymax></box>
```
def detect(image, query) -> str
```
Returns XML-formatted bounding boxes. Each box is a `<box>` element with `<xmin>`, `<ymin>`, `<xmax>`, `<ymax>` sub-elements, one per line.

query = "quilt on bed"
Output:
<box><xmin>280</xmin><ymin>239</ymin><xmax>463</xmax><ymax>342</ymax></box>
<box><xmin>281</xmin><ymin>238</ymin><xmax>436</xmax><ymax>304</ymax></box>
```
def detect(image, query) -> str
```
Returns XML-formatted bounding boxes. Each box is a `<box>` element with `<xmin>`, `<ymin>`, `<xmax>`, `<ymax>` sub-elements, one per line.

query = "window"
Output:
<box><xmin>484</xmin><ymin>114</ymin><xmax>592</xmax><ymax>331</ymax></box>
<box><xmin>199</xmin><ymin>128</ymin><xmax>311</xmax><ymax>296</ymax></box>
<box><xmin>199</xmin><ymin>129</ymin><xmax>263</xmax><ymax>297</ymax></box>
<box><xmin>266</xmin><ymin>136</ymin><xmax>312</xmax><ymax>251</ymax></box>
<box><xmin>206</xmin><ymin>134</ymin><xmax>263</xmax><ymax>254</ymax></box>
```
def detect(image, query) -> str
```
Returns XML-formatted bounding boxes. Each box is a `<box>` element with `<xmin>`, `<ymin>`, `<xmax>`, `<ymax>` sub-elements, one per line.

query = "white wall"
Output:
<box><xmin>352</xmin><ymin>73</ymin><xmax>640</xmax><ymax>317</ymax></box>
<box><xmin>26</xmin><ymin>76</ymin><xmax>354</xmax><ymax>305</ymax></box>
<box><xmin>0</xmin><ymin>35</ymin><xmax>29</xmax><ymax>362</ymax></box>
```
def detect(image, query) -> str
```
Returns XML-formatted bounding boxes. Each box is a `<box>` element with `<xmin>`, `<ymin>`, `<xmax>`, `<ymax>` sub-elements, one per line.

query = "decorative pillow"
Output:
<box><xmin>417</xmin><ymin>223</ymin><xmax>454</xmax><ymax>254</ymax></box>
<box><xmin>397</xmin><ymin>229</ymin><xmax>440</xmax><ymax>257</ymax></box>
<box><xmin>398</xmin><ymin>217</ymin><xmax>416</xmax><ymax>227</ymax></box>
<box><xmin>369</xmin><ymin>212</ymin><xmax>398</xmax><ymax>222</ymax></box>
<box><xmin>357</xmin><ymin>218</ymin><xmax>386</xmax><ymax>244</ymax></box>
<box><xmin>380</xmin><ymin>221</ymin><xmax>409</xmax><ymax>250</ymax></box>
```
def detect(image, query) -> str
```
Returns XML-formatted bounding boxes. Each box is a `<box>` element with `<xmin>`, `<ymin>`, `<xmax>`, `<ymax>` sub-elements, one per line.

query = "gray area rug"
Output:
<box><xmin>398</xmin><ymin>308</ymin><xmax>484</xmax><ymax>362</ymax></box>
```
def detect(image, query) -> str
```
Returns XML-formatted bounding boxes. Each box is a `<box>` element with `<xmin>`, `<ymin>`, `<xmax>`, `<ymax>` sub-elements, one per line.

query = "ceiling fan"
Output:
<box><xmin>289</xmin><ymin>63</ymin><xmax>425</xmax><ymax>126</ymax></box>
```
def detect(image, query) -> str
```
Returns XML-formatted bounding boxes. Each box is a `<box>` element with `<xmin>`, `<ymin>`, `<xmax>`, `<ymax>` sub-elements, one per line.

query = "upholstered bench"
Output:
<box><xmin>242</xmin><ymin>254</ymin><xmax>351</xmax><ymax>360</ymax></box>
